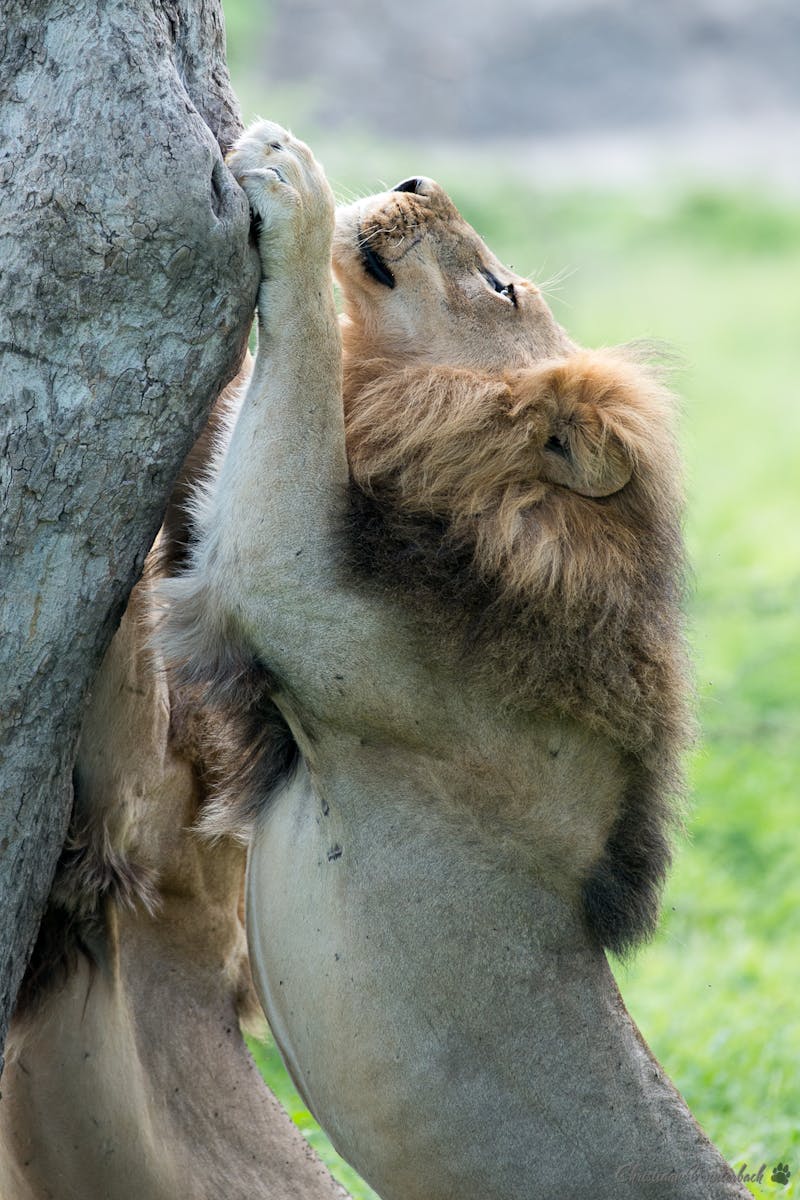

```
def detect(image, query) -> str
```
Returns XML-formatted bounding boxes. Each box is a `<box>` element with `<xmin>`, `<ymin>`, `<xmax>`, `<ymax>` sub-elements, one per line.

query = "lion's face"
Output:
<box><xmin>333</xmin><ymin>177</ymin><xmax>572</xmax><ymax>370</ymax></box>
<box><xmin>335</xmin><ymin>174</ymin><xmax>683</xmax><ymax>608</ymax></box>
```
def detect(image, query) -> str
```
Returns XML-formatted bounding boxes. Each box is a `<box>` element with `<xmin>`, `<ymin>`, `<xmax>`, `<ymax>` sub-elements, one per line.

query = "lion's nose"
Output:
<box><xmin>393</xmin><ymin>177</ymin><xmax>424</xmax><ymax>194</ymax></box>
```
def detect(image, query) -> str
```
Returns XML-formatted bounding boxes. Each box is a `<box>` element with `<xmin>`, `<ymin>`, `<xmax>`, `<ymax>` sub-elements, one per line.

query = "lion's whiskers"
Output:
<box><xmin>357</xmin><ymin>222</ymin><xmax>400</xmax><ymax>249</ymax></box>
<box><xmin>332</xmin><ymin>182</ymin><xmax>375</xmax><ymax>205</ymax></box>
<box><xmin>533</xmin><ymin>263</ymin><xmax>578</xmax><ymax>301</ymax></box>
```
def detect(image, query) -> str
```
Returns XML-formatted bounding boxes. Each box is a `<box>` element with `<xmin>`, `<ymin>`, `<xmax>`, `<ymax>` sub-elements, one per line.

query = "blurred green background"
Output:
<box><xmin>224</xmin><ymin>3</ymin><xmax>799</xmax><ymax>1196</ymax></box>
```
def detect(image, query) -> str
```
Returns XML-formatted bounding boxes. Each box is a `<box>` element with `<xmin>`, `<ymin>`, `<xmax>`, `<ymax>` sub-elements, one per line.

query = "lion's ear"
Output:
<box><xmin>541</xmin><ymin>421</ymin><xmax>633</xmax><ymax>498</ymax></box>
<box><xmin>506</xmin><ymin>356</ymin><xmax>636</xmax><ymax>498</ymax></box>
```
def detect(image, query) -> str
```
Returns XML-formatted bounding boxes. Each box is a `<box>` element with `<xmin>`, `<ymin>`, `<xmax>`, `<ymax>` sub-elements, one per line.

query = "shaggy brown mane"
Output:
<box><xmin>343</xmin><ymin>349</ymin><xmax>693</xmax><ymax>955</ymax></box>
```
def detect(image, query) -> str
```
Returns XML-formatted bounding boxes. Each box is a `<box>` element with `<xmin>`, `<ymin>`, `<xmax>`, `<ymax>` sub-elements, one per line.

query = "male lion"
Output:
<box><xmin>158</xmin><ymin>123</ymin><xmax>747</xmax><ymax>1199</ymax></box>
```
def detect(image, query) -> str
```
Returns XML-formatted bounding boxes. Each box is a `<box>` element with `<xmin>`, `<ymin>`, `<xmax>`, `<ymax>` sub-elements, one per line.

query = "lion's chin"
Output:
<box><xmin>332</xmin><ymin>202</ymin><xmax>395</xmax><ymax>290</ymax></box>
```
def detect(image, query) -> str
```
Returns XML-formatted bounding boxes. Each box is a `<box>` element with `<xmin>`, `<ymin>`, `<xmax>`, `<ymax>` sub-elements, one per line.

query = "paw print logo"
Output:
<box><xmin>771</xmin><ymin>1162</ymin><xmax>791</xmax><ymax>1186</ymax></box>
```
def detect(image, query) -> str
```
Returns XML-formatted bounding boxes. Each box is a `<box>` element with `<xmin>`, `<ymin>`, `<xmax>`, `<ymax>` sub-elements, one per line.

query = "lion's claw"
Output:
<box><xmin>226</xmin><ymin>120</ymin><xmax>334</xmax><ymax>270</ymax></box>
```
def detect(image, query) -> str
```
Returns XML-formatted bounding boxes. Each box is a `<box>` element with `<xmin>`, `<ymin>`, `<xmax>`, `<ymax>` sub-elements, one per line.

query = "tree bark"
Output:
<box><xmin>0</xmin><ymin>0</ymin><xmax>260</xmax><ymax>1073</ymax></box>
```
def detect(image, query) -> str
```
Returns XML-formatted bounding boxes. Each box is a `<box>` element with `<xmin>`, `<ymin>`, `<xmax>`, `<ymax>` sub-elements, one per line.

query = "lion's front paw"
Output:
<box><xmin>227</xmin><ymin>120</ymin><xmax>334</xmax><ymax>272</ymax></box>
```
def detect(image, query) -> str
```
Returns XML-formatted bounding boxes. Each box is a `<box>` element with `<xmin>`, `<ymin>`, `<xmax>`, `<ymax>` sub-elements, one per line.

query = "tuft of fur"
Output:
<box><xmin>14</xmin><ymin>810</ymin><xmax>159</xmax><ymax>1021</ymax></box>
<box><xmin>153</xmin><ymin>358</ymin><xmax>252</xmax><ymax>577</ymax></box>
<box><xmin>167</xmin><ymin>654</ymin><xmax>299</xmax><ymax>843</ymax></box>
<box><xmin>153</xmin><ymin>352</ymin><xmax>300</xmax><ymax>841</ymax></box>
<box><xmin>343</xmin><ymin>349</ymin><xmax>694</xmax><ymax>955</ymax></box>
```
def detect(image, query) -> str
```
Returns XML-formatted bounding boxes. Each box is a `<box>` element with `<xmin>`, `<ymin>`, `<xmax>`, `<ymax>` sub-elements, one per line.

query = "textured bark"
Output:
<box><xmin>0</xmin><ymin>0</ymin><xmax>260</xmax><ymax>1072</ymax></box>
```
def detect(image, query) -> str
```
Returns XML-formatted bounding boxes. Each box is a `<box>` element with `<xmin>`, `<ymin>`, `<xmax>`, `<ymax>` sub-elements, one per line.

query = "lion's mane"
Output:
<box><xmin>343</xmin><ymin>345</ymin><xmax>693</xmax><ymax>955</ymax></box>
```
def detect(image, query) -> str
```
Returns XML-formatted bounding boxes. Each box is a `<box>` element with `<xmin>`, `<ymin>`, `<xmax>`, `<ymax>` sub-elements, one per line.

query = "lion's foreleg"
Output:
<box><xmin>161</xmin><ymin>123</ymin><xmax>345</xmax><ymax>676</ymax></box>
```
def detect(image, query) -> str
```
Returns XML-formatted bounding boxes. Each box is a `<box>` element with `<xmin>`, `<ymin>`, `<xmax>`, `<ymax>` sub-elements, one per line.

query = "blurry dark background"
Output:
<box><xmin>230</xmin><ymin>0</ymin><xmax>800</xmax><ymax>190</ymax></box>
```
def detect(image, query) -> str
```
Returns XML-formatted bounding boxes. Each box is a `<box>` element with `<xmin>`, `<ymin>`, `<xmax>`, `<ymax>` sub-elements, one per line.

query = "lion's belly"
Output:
<box><xmin>245</xmin><ymin>756</ymin><xmax>595</xmax><ymax>1200</ymax></box>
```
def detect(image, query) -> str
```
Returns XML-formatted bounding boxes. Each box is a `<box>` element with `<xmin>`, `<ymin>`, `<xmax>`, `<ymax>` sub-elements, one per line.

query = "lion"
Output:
<box><xmin>155</xmin><ymin>122</ymin><xmax>747</xmax><ymax>1199</ymax></box>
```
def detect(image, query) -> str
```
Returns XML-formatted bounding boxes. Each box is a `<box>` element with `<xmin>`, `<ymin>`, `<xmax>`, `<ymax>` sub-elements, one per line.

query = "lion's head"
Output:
<box><xmin>334</xmin><ymin>178</ymin><xmax>680</xmax><ymax>606</ymax></box>
<box><xmin>333</xmin><ymin>176</ymin><xmax>572</xmax><ymax>370</ymax></box>
<box><xmin>334</xmin><ymin>178</ymin><xmax>692</xmax><ymax>954</ymax></box>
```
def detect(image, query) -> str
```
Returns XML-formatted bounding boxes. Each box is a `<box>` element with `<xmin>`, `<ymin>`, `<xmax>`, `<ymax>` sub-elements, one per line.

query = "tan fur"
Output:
<box><xmin>333</xmin><ymin>182</ymin><xmax>692</xmax><ymax>954</ymax></box>
<box><xmin>158</xmin><ymin>154</ymin><xmax>691</xmax><ymax>956</ymax></box>
<box><xmin>345</xmin><ymin>351</ymin><xmax>679</xmax><ymax>600</ymax></box>
<box><xmin>148</xmin><ymin>125</ymin><xmax>732</xmax><ymax>1200</ymax></box>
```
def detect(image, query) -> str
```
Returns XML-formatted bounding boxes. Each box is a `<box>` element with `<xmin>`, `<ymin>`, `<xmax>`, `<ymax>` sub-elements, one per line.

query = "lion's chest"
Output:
<box><xmin>245</xmin><ymin>755</ymin><xmax>569</xmax><ymax>1200</ymax></box>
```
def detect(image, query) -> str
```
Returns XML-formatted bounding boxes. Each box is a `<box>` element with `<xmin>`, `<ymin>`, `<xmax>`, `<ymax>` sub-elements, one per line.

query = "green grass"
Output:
<box><xmin>230</xmin><ymin>117</ymin><xmax>799</xmax><ymax>1198</ymax></box>
<box><xmin>248</xmin><ymin>1037</ymin><xmax>382</xmax><ymax>1200</ymax></box>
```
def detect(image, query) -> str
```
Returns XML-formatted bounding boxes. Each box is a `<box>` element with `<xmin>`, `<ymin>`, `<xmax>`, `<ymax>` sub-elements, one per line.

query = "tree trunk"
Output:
<box><xmin>0</xmin><ymin>0</ymin><xmax>260</xmax><ymax>1073</ymax></box>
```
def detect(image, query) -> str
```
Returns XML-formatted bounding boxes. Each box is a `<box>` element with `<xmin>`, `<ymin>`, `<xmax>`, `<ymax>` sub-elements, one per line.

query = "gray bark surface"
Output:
<box><xmin>0</xmin><ymin>0</ymin><xmax>260</xmax><ymax>1072</ymax></box>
